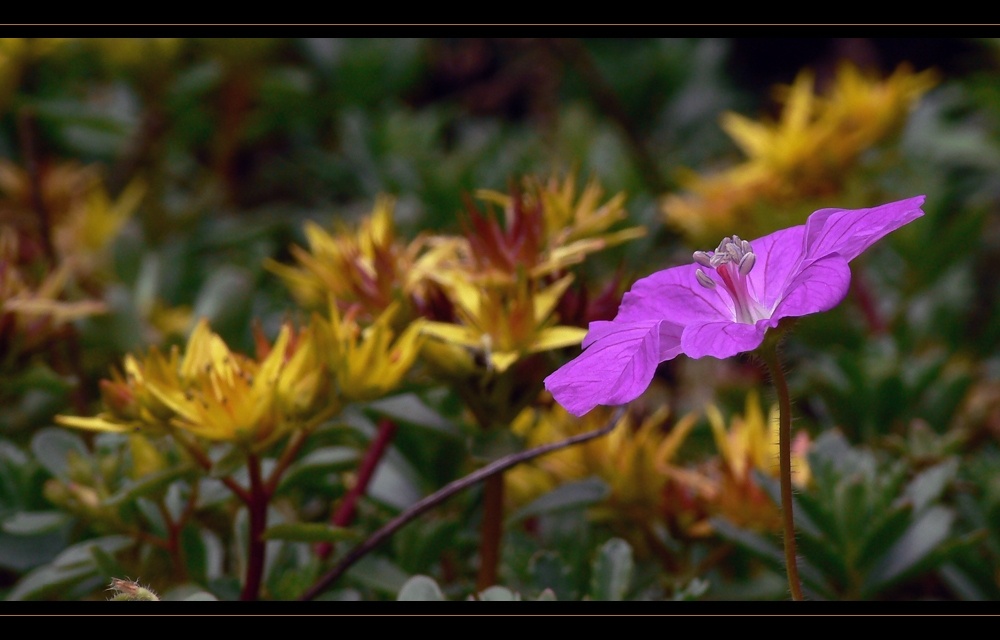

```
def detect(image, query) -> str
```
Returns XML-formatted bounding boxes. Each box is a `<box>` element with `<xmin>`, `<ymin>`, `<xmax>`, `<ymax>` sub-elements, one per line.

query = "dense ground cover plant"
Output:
<box><xmin>1</xmin><ymin>36</ymin><xmax>999</xmax><ymax>603</ymax></box>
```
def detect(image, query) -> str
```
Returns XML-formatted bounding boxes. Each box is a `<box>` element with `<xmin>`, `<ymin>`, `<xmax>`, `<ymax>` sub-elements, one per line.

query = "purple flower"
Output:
<box><xmin>545</xmin><ymin>196</ymin><xmax>926</xmax><ymax>416</ymax></box>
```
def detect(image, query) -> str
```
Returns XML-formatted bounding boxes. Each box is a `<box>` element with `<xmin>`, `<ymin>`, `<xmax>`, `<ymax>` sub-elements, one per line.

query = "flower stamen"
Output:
<box><xmin>693</xmin><ymin>235</ymin><xmax>766</xmax><ymax>324</ymax></box>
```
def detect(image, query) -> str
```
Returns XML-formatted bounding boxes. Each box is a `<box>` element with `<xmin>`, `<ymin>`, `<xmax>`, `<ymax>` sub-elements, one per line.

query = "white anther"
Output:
<box><xmin>695</xmin><ymin>268</ymin><xmax>716</xmax><ymax>289</ymax></box>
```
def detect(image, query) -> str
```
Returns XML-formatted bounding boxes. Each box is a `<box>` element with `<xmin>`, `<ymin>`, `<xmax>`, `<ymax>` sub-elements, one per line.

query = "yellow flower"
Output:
<box><xmin>58</xmin><ymin>318</ymin><xmax>334</xmax><ymax>452</ymax></box>
<box><xmin>662</xmin><ymin>62</ymin><xmax>938</xmax><ymax>247</ymax></box>
<box><xmin>149</xmin><ymin>319</ymin><xmax>330</xmax><ymax>448</ymax></box>
<box><xmin>0</xmin><ymin>229</ymin><xmax>106</xmax><ymax>366</ymax></box>
<box><xmin>819</xmin><ymin>63</ymin><xmax>938</xmax><ymax>155</ymax></box>
<box><xmin>317</xmin><ymin>301</ymin><xmax>425</xmax><ymax>403</ymax></box>
<box><xmin>506</xmin><ymin>400</ymin><xmax>698</xmax><ymax>551</ymax></box>
<box><xmin>420</xmin><ymin>272</ymin><xmax>586</xmax><ymax>375</ymax></box>
<box><xmin>54</xmin><ymin>177</ymin><xmax>145</xmax><ymax>279</ymax></box>
<box><xmin>469</xmin><ymin>173</ymin><xmax>645</xmax><ymax>282</ymax></box>
<box><xmin>267</xmin><ymin>195</ymin><xmax>454</xmax><ymax>322</ymax></box>
<box><xmin>1</xmin><ymin>257</ymin><xmax>106</xmax><ymax>326</ymax></box>
<box><xmin>143</xmin><ymin>299</ymin><xmax>194</xmax><ymax>343</ymax></box>
<box><xmin>54</xmin><ymin>346</ymin><xmax>177</xmax><ymax>435</ymax></box>
<box><xmin>663</xmin><ymin>392</ymin><xmax>811</xmax><ymax>536</ymax></box>
<box><xmin>0</xmin><ymin>160</ymin><xmax>144</xmax><ymax>282</ymax></box>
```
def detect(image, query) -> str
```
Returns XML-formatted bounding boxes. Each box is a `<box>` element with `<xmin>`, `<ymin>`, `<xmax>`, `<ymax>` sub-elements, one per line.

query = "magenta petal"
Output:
<box><xmin>744</xmin><ymin>226</ymin><xmax>807</xmax><ymax>310</ymax></box>
<box><xmin>803</xmin><ymin>196</ymin><xmax>926</xmax><ymax>262</ymax></box>
<box><xmin>771</xmin><ymin>253</ymin><xmax>852</xmax><ymax>321</ymax></box>
<box><xmin>616</xmin><ymin>263</ymin><xmax>731</xmax><ymax>325</ymax></box>
<box><xmin>681</xmin><ymin>320</ymin><xmax>769</xmax><ymax>360</ymax></box>
<box><xmin>545</xmin><ymin>319</ymin><xmax>683</xmax><ymax>416</ymax></box>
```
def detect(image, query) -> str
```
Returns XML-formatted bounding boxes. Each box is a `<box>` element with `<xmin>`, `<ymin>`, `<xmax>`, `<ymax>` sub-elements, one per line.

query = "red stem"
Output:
<box><xmin>240</xmin><ymin>453</ymin><xmax>270</xmax><ymax>601</ymax></box>
<box><xmin>315</xmin><ymin>418</ymin><xmax>399</xmax><ymax>560</ymax></box>
<box><xmin>476</xmin><ymin>473</ymin><xmax>504</xmax><ymax>591</ymax></box>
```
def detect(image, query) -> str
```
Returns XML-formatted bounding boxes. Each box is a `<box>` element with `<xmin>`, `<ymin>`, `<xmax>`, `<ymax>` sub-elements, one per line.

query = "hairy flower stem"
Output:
<box><xmin>758</xmin><ymin>337</ymin><xmax>804</xmax><ymax>601</ymax></box>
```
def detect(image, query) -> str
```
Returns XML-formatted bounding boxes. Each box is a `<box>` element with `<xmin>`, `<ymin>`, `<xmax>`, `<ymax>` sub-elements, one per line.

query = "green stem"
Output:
<box><xmin>759</xmin><ymin>338</ymin><xmax>805</xmax><ymax>601</ymax></box>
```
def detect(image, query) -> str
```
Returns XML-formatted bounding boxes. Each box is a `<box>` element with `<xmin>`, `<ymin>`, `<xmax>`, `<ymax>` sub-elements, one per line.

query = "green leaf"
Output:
<box><xmin>81</xmin><ymin>284</ymin><xmax>146</xmax><ymax>354</ymax></box>
<box><xmin>590</xmin><ymin>538</ymin><xmax>633</xmax><ymax>601</ymax></box>
<box><xmin>134</xmin><ymin>497</ymin><xmax>168</xmax><ymax>538</ymax></box>
<box><xmin>345</xmin><ymin>555</ymin><xmax>410</xmax><ymax>596</ymax></box>
<box><xmin>180</xmin><ymin>527</ymin><xmax>225</xmax><ymax>584</ymax></box>
<box><xmin>191</xmin><ymin>266</ymin><xmax>255</xmax><ymax>345</ymax></box>
<box><xmin>529</xmin><ymin>551</ymin><xmax>575</xmax><ymax>601</ymax></box>
<box><xmin>833</xmin><ymin>475</ymin><xmax>870</xmax><ymax>559</ymax></box>
<box><xmin>366</xmin><ymin>448</ymin><xmax>423</xmax><ymax>512</ymax></box>
<box><xmin>468</xmin><ymin>427</ymin><xmax>524</xmax><ymax>463</ymax></box>
<box><xmin>262</xmin><ymin>522</ymin><xmax>356</xmax><ymax>543</ymax></box>
<box><xmin>366</xmin><ymin>393</ymin><xmax>461</xmax><ymax>437</ymax></box>
<box><xmin>861</xmin><ymin>505</ymin><xmax>955</xmax><ymax>598</ymax></box>
<box><xmin>52</xmin><ymin>535</ymin><xmax>134</xmax><ymax>569</ymax></box>
<box><xmin>938</xmin><ymin>562</ymin><xmax>992</xmax><ymax>601</ymax></box>
<box><xmin>3</xmin><ymin>364</ymin><xmax>74</xmax><ymax>396</ymax></box>
<box><xmin>30</xmin><ymin>428</ymin><xmax>89</xmax><ymax>479</ymax></box>
<box><xmin>6</xmin><ymin>535</ymin><xmax>132</xmax><ymax>600</ymax></box>
<box><xmin>477</xmin><ymin>586</ymin><xmax>521</xmax><ymax>601</ymax></box>
<box><xmin>0</xmin><ymin>531</ymin><xmax>67</xmax><ymax>572</ymax></box>
<box><xmin>710</xmin><ymin>517</ymin><xmax>832</xmax><ymax>599</ymax></box>
<box><xmin>1</xmin><ymin>511</ymin><xmax>70</xmax><ymax>535</ymax></box>
<box><xmin>276</xmin><ymin>446</ymin><xmax>360</xmax><ymax>492</ymax></box>
<box><xmin>392</xmin><ymin>517</ymin><xmax>461</xmax><ymax>575</ymax></box>
<box><xmin>159</xmin><ymin>583</ymin><xmax>220</xmax><ymax>601</ymax></box>
<box><xmin>396</xmin><ymin>575</ymin><xmax>446</xmax><ymax>601</ymax></box>
<box><xmin>671</xmin><ymin>578</ymin><xmax>710</xmax><ymax>601</ymax></box>
<box><xmin>754</xmin><ymin>472</ymin><xmax>822</xmax><ymax>538</ymax></box>
<box><xmin>903</xmin><ymin>458</ymin><xmax>958</xmax><ymax>513</ymax></box>
<box><xmin>790</xmin><ymin>528</ymin><xmax>849</xmax><ymax>589</ymax></box>
<box><xmin>90</xmin><ymin>545</ymin><xmax>126</xmax><ymax>582</ymax></box>
<box><xmin>709</xmin><ymin>516</ymin><xmax>785</xmax><ymax>566</ymax></box>
<box><xmin>506</xmin><ymin>477</ymin><xmax>610</xmax><ymax>524</ymax></box>
<box><xmin>209</xmin><ymin>443</ymin><xmax>247</xmax><ymax>479</ymax></box>
<box><xmin>5</xmin><ymin>560</ymin><xmax>101</xmax><ymax>601</ymax></box>
<box><xmin>104</xmin><ymin>463</ymin><xmax>195</xmax><ymax>506</ymax></box>
<box><xmin>855</xmin><ymin>504</ymin><xmax>915</xmax><ymax>571</ymax></box>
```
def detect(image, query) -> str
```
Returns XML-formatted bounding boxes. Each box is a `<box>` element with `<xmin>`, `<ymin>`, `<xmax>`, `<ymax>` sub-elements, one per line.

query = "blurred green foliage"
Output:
<box><xmin>2</xmin><ymin>36</ymin><xmax>1000</xmax><ymax>604</ymax></box>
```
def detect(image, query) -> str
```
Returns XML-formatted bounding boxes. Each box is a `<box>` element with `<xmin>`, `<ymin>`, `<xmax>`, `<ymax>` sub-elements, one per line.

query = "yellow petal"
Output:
<box><xmin>528</xmin><ymin>326</ymin><xmax>587</xmax><ymax>353</ymax></box>
<box><xmin>55</xmin><ymin>414</ymin><xmax>133</xmax><ymax>433</ymax></box>
<box><xmin>533</xmin><ymin>274</ymin><xmax>575</xmax><ymax>326</ymax></box>
<box><xmin>420</xmin><ymin>321</ymin><xmax>481</xmax><ymax>350</ymax></box>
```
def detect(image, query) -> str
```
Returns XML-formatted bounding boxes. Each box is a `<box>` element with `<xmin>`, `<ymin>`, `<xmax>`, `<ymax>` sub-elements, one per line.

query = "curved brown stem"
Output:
<box><xmin>298</xmin><ymin>408</ymin><xmax>624</xmax><ymax>601</ymax></box>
